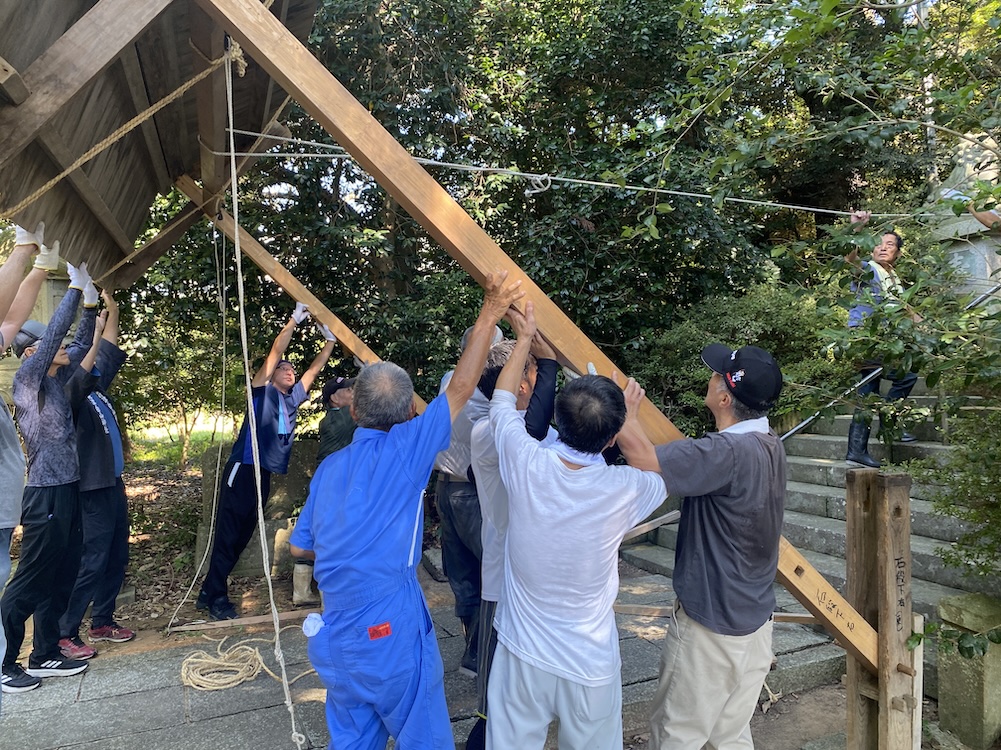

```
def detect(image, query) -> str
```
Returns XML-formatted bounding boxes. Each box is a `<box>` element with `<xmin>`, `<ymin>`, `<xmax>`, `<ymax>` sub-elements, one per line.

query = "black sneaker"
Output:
<box><xmin>208</xmin><ymin>597</ymin><xmax>239</xmax><ymax>621</ymax></box>
<box><xmin>195</xmin><ymin>591</ymin><xmax>212</xmax><ymax>611</ymax></box>
<box><xmin>25</xmin><ymin>657</ymin><xmax>89</xmax><ymax>678</ymax></box>
<box><xmin>1</xmin><ymin>663</ymin><xmax>42</xmax><ymax>693</ymax></box>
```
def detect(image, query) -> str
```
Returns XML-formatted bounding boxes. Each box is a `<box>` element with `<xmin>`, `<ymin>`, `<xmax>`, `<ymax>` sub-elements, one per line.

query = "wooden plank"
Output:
<box><xmin>846</xmin><ymin>468</ymin><xmax>880</xmax><ymax>750</ymax></box>
<box><xmin>611</xmin><ymin>604</ymin><xmax>817</xmax><ymax>624</ymax></box>
<box><xmin>118</xmin><ymin>43</ymin><xmax>172</xmax><ymax>190</ymax></box>
<box><xmin>188</xmin><ymin>1</ymin><xmax>227</xmax><ymax>208</ymax></box>
<box><xmin>621</xmin><ymin>510</ymin><xmax>680</xmax><ymax>542</ymax></box>
<box><xmin>258</xmin><ymin>0</ymin><xmax>292</xmax><ymax>132</ymax></box>
<box><xmin>775</xmin><ymin>536</ymin><xmax>879</xmax><ymax>675</ymax></box>
<box><xmin>176</xmin><ymin>174</ymin><xmax>429</xmax><ymax>411</ymax></box>
<box><xmin>169</xmin><ymin>607</ymin><xmax>318</xmax><ymax>633</ymax></box>
<box><xmin>0</xmin><ymin>54</ymin><xmax>30</xmax><ymax>105</ymax></box>
<box><xmin>193</xmin><ymin>0</ymin><xmax>683</xmax><ymax>445</ymax></box>
<box><xmin>877</xmin><ymin>472</ymin><xmax>915</xmax><ymax>749</ymax></box>
<box><xmin>0</xmin><ymin>0</ymin><xmax>175</xmax><ymax>169</ymax></box>
<box><xmin>35</xmin><ymin>126</ymin><xmax>134</xmax><ymax>252</ymax></box>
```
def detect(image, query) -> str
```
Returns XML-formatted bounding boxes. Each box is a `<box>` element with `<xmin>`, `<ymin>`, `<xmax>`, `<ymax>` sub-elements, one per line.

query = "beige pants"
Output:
<box><xmin>486</xmin><ymin>642</ymin><xmax>623</xmax><ymax>750</ymax></box>
<box><xmin>649</xmin><ymin>602</ymin><xmax>773</xmax><ymax>750</ymax></box>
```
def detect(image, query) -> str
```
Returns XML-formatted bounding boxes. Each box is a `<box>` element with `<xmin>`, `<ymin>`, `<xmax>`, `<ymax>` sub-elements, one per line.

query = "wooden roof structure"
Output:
<box><xmin>0</xmin><ymin>0</ymin><xmax>890</xmax><ymax>680</ymax></box>
<box><xmin>0</xmin><ymin>0</ymin><xmax>315</xmax><ymax>286</ymax></box>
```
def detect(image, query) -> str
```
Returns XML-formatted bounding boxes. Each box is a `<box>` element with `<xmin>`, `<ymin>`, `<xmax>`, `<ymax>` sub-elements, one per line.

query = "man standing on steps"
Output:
<box><xmin>197</xmin><ymin>302</ymin><xmax>336</xmax><ymax>621</ymax></box>
<box><xmin>616</xmin><ymin>343</ymin><xmax>786</xmax><ymax>750</ymax></box>
<box><xmin>844</xmin><ymin>210</ymin><xmax>922</xmax><ymax>468</ymax></box>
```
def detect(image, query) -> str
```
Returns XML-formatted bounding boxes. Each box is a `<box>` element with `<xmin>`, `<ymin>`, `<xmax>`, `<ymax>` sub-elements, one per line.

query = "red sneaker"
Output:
<box><xmin>59</xmin><ymin>637</ymin><xmax>97</xmax><ymax>660</ymax></box>
<box><xmin>88</xmin><ymin>623</ymin><xmax>136</xmax><ymax>643</ymax></box>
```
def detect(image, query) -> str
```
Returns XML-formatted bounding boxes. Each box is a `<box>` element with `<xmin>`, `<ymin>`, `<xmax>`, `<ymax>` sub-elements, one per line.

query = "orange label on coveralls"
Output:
<box><xmin>368</xmin><ymin>622</ymin><xmax>392</xmax><ymax>640</ymax></box>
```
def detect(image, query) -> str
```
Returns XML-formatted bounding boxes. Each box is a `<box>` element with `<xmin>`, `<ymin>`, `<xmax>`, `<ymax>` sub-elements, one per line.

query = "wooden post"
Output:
<box><xmin>845</xmin><ymin>468</ymin><xmax>880</xmax><ymax>749</ymax></box>
<box><xmin>877</xmin><ymin>472</ymin><xmax>915</xmax><ymax>749</ymax></box>
<box><xmin>911</xmin><ymin>613</ymin><xmax>924</xmax><ymax>750</ymax></box>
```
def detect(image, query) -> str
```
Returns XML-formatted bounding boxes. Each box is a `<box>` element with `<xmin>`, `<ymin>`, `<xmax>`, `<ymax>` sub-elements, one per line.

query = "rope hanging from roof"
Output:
<box><xmin>0</xmin><ymin>42</ymin><xmax>248</xmax><ymax>221</ymax></box>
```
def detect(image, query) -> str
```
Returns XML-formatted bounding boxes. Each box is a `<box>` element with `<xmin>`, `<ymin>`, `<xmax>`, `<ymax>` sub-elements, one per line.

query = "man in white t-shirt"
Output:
<box><xmin>486</xmin><ymin>302</ymin><xmax>666</xmax><ymax>749</ymax></box>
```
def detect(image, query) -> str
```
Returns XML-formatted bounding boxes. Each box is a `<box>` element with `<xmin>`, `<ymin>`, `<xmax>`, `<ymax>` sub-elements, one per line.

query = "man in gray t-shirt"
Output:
<box><xmin>618</xmin><ymin>343</ymin><xmax>785</xmax><ymax>750</ymax></box>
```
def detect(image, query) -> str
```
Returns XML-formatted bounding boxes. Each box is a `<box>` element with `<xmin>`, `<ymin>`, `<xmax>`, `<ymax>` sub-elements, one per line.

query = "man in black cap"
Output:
<box><xmin>292</xmin><ymin>375</ymin><xmax>357</xmax><ymax>606</ymax></box>
<box><xmin>616</xmin><ymin>343</ymin><xmax>786</xmax><ymax>750</ymax></box>
<box><xmin>316</xmin><ymin>376</ymin><xmax>356</xmax><ymax>465</ymax></box>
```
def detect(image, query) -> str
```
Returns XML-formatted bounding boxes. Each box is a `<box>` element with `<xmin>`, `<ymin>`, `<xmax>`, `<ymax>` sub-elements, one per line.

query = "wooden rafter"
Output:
<box><xmin>0</xmin><ymin>0</ymin><xmax>174</xmax><ymax>169</ymax></box>
<box><xmin>35</xmin><ymin>126</ymin><xmax>133</xmax><ymax>252</ymax></box>
<box><xmin>189</xmin><ymin>0</ymin><xmax>227</xmax><ymax>210</ymax></box>
<box><xmin>0</xmin><ymin>54</ymin><xmax>30</xmax><ymax>105</ymax></box>
<box><xmin>118</xmin><ymin>43</ymin><xmax>172</xmax><ymax>190</ymax></box>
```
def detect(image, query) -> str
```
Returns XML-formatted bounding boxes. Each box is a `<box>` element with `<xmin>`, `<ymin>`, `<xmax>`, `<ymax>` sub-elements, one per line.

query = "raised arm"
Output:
<box><xmin>252</xmin><ymin>302</ymin><xmax>308</xmax><ymax>387</ymax></box>
<box><xmin>525</xmin><ymin>333</ymin><xmax>558</xmax><ymax>440</ymax></box>
<box><xmin>445</xmin><ymin>271</ymin><xmax>524</xmax><ymax>421</ymax></box>
<box><xmin>612</xmin><ymin>373</ymin><xmax>661</xmax><ymax>472</ymax></box>
<box><xmin>1</xmin><ymin>227</ymin><xmax>57</xmax><ymax>349</ymax></box>
<box><xmin>299</xmin><ymin>323</ymin><xmax>338</xmax><ymax>393</ymax></box>
<box><xmin>101</xmin><ymin>288</ymin><xmax>120</xmax><ymax>345</ymax></box>
<box><xmin>496</xmin><ymin>302</ymin><xmax>536</xmax><ymax>400</ymax></box>
<box><xmin>844</xmin><ymin>209</ymin><xmax>871</xmax><ymax>267</ymax></box>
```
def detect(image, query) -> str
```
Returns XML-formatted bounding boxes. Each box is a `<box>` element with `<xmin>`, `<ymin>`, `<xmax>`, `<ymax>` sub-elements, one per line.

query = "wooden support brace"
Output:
<box><xmin>169</xmin><ymin>607</ymin><xmax>319</xmax><ymax>633</ymax></box>
<box><xmin>175</xmin><ymin>174</ymin><xmax>429</xmax><ymax>411</ymax></box>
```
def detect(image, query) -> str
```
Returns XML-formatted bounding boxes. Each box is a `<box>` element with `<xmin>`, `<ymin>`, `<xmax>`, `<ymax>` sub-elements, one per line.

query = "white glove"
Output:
<box><xmin>586</xmin><ymin>362</ymin><xmax>598</xmax><ymax>376</ymax></box>
<box><xmin>942</xmin><ymin>188</ymin><xmax>972</xmax><ymax>203</ymax></box>
<box><xmin>67</xmin><ymin>261</ymin><xmax>91</xmax><ymax>291</ymax></box>
<box><xmin>15</xmin><ymin>222</ymin><xmax>44</xmax><ymax>250</ymax></box>
<box><xmin>291</xmin><ymin>302</ymin><xmax>311</xmax><ymax>324</ymax></box>
<box><xmin>562</xmin><ymin>362</ymin><xmax>597</xmax><ymax>381</ymax></box>
<box><xmin>33</xmin><ymin>239</ymin><xmax>60</xmax><ymax>271</ymax></box>
<box><xmin>317</xmin><ymin>323</ymin><xmax>337</xmax><ymax>342</ymax></box>
<box><xmin>83</xmin><ymin>280</ymin><xmax>100</xmax><ymax>307</ymax></box>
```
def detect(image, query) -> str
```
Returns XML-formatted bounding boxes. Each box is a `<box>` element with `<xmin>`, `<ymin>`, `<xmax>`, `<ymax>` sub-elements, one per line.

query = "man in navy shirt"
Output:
<box><xmin>290</xmin><ymin>272</ymin><xmax>523</xmax><ymax>750</ymax></box>
<box><xmin>197</xmin><ymin>302</ymin><xmax>336</xmax><ymax>620</ymax></box>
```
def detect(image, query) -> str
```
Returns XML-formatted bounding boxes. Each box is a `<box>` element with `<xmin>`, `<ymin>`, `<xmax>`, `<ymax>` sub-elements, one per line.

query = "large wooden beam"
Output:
<box><xmin>194</xmin><ymin>0</ymin><xmax>681</xmax><ymax>445</ymax></box>
<box><xmin>0</xmin><ymin>0</ymin><xmax>175</xmax><ymax>169</ymax></box>
<box><xmin>176</xmin><ymin>174</ymin><xmax>429</xmax><ymax>411</ymax></box>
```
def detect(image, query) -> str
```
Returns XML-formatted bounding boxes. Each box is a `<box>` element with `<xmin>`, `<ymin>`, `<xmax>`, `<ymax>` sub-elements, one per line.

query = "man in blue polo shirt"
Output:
<box><xmin>197</xmin><ymin>302</ymin><xmax>337</xmax><ymax>620</ymax></box>
<box><xmin>290</xmin><ymin>271</ymin><xmax>523</xmax><ymax>750</ymax></box>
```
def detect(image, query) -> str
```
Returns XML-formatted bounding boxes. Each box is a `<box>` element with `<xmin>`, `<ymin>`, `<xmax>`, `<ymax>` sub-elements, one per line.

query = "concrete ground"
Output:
<box><xmin>0</xmin><ymin>560</ymin><xmax>957</xmax><ymax>750</ymax></box>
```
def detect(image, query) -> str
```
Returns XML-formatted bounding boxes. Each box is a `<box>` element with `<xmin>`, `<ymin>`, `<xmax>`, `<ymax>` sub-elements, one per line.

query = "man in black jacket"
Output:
<box><xmin>57</xmin><ymin>290</ymin><xmax>134</xmax><ymax>659</ymax></box>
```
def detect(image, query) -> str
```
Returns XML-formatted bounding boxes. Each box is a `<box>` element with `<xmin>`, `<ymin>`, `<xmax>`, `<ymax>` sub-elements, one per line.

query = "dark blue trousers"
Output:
<box><xmin>200</xmin><ymin>461</ymin><xmax>272</xmax><ymax>603</ymax></box>
<box><xmin>59</xmin><ymin>479</ymin><xmax>129</xmax><ymax>637</ymax></box>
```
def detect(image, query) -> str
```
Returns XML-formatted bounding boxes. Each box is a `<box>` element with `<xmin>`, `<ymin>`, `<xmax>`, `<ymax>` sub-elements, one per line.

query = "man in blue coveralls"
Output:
<box><xmin>290</xmin><ymin>271</ymin><xmax>524</xmax><ymax>749</ymax></box>
<box><xmin>197</xmin><ymin>302</ymin><xmax>337</xmax><ymax>620</ymax></box>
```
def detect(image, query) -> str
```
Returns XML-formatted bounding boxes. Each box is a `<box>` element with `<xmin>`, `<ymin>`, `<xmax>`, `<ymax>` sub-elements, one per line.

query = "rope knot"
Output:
<box><xmin>524</xmin><ymin>173</ymin><xmax>551</xmax><ymax>197</ymax></box>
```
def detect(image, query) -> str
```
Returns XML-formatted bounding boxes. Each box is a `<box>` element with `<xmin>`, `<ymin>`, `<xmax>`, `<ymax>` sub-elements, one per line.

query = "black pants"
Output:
<box><xmin>200</xmin><ymin>461</ymin><xmax>272</xmax><ymax>603</ymax></box>
<box><xmin>59</xmin><ymin>479</ymin><xmax>129</xmax><ymax>637</ymax></box>
<box><xmin>1</xmin><ymin>483</ymin><xmax>82</xmax><ymax>666</ymax></box>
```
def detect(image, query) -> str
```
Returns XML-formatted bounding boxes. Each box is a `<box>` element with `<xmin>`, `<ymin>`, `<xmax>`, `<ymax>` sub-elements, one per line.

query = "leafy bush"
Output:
<box><xmin>621</xmin><ymin>283</ymin><xmax>851</xmax><ymax>436</ymax></box>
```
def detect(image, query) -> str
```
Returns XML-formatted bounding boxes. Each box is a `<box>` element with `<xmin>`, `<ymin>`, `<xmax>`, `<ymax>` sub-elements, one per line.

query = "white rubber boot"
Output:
<box><xmin>293</xmin><ymin>563</ymin><xmax>319</xmax><ymax>606</ymax></box>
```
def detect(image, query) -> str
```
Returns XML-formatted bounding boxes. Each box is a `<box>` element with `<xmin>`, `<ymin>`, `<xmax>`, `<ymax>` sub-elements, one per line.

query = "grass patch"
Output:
<box><xmin>128</xmin><ymin>428</ymin><xmax>224</xmax><ymax>468</ymax></box>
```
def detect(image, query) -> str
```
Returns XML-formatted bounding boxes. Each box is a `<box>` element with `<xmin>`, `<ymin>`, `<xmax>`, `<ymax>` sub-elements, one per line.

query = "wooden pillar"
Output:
<box><xmin>877</xmin><ymin>472</ymin><xmax>917</xmax><ymax>748</ymax></box>
<box><xmin>846</xmin><ymin>468</ymin><xmax>880</xmax><ymax>749</ymax></box>
<box><xmin>845</xmin><ymin>469</ymin><xmax>919</xmax><ymax>750</ymax></box>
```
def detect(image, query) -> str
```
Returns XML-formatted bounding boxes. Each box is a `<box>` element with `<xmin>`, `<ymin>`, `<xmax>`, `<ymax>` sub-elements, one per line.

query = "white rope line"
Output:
<box><xmin>219</xmin><ymin>128</ymin><xmax>931</xmax><ymax>219</ymax></box>
<box><xmin>224</xmin><ymin>49</ymin><xmax>307</xmax><ymax>750</ymax></box>
<box><xmin>166</xmin><ymin>227</ymin><xmax>229</xmax><ymax>632</ymax></box>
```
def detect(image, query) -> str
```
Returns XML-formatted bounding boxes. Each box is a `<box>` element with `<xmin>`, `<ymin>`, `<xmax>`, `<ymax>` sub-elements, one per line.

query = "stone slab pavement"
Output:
<box><xmin>0</xmin><ymin>573</ymin><xmax>840</xmax><ymax>749</ymax></box>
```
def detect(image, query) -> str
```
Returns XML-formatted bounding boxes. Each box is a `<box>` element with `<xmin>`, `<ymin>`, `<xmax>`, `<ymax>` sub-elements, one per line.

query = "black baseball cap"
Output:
<box><xmin>11</xmin><ymin>320</ymin><xmax>47</xmax><ymax>358</ymax></box>
<box><xmin>701</xmin><ymin>343</ymin><xmax>783</xmax><ymax>411</ymax></box>
<box><xmin>316</xmin><ymin>376</ymin><xmax>355</xmax><ymax>404</ymax></box>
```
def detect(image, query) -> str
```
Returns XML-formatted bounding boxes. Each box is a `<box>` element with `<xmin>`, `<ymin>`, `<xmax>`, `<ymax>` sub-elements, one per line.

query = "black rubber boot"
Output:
<box><xmin>846</xmin><ymin>416</ymin><xmax>880</xmax><ymax>468</ymax></box>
